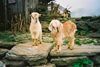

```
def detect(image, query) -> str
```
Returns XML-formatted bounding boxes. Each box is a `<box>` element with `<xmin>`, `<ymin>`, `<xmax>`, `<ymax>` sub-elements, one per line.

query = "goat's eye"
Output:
<box><xmin>32</xmin><ymin>16</ymin><xmax>34</xmax><ymax>19</ymax></box>
<box><xmin>52</xmin><ymin>26</ymin><xmax>55</xmax><ymax>29</ymax></box>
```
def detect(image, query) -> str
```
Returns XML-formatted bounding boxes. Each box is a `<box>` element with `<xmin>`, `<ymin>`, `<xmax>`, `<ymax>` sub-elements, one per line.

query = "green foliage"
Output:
<box><xmin>60</xmin><ymin>18</ymin><xmax>66</xmax><ymax>21</ymax></box>
<box><xmin>85</xmin><ymin>29</ymin><xmax>90</xmax><ymax>34</ymax></box>
<box><xmin>0</xmin><ymin>33</ymin><xmax>16</xmax><ymax>42</ymax></box>
<box><xmin>64</xmin><ymin>41</ymin><xmax>69</xmax><ymax>44</ymax></box>
<box><xmin>47</xmin><ymin>19</ymin><xmax>53</xmax><ymax>24</ymax></box>
<box><xmin>50</xmin><ymin>41</ymin><xmax>54</xmax><ymax>43</ymax></box>
<box><xmin>67</xmin><ymin>18</ymin><xmax>75</xmax><ymax>22</ymax></box>
<box><xmin>71</xmin><ymin>59</ymin><xmax>93</xmax><ymax>67</ymax></box>
<box><xmin>85</xmin><ymin>40</ymin><xmax>95</xmax><ymax>44</ymax></box>
<box><xmin>77</xmin><ymin>30</ymin><xmax>81</xmax><ymax>35</ymax></box>
<box><xmin>75</xmin><ymin>40</ymin><xmax>81</xmax><ymax>46</ymax></box>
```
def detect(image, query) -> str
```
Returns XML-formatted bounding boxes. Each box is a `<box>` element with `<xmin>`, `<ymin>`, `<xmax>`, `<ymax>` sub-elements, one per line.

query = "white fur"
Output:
<box><xmin>29</xmin><ymin>12</ymin><xmax>42</xmax><ymax>45</ymax></box>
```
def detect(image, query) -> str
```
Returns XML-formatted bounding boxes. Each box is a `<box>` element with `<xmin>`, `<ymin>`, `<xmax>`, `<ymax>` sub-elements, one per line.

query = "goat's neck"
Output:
<box><xmin>31</xmin><ymin>19</ymin><xmax>40</xmax><ymax>23</ymax></box>
<box><xmin>51</xmin><ymin>31</ymin><xmax>58</xmax><ymax>35</ymax></box>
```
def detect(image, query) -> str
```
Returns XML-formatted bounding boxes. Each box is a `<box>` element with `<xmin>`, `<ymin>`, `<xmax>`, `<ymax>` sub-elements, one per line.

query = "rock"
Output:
<box><xmin>87</xmin><ymin>22</ymin><xmax>100</xmax><ymax>31</ymax></box>
<box><xmin>0</xmin><ymin>61</ymin><xmax>6</xmax><ymax>67</ymax></box>
<box><xmin>50</xmin><ymin>45</ymin><xmax>100</xmax><ymax>57</ymax></box>
<box><xmin>86</xmin><ymin>64</ymin><xmax>93</xmax><ymax>67</ymax></box>
<box><xmin>27</xmin><ymin>59</ymin><xmax>47</xmax><ymax>66</ymax></box>
<box><xmin>0</xmin><ymin>41</ymin><xmax>18</xmax><ymax>49</ymax></box>
<box><xmin>74</xmin><ymin>21</ymin><xmax>89</xmax><ymax>30</ymax></box>
<box><xmin>95</xmin><ymin>65</ymin><xmax>100</xmax><ymax>67</ymax></box>
<box><xmin>26</xmin><ymin>63</ymin><xmax>56</xmax><ymax>67</ymax></box>
<box><xmin>0</xmin><ymin>48</ymin><xmax>9</xmax><ymax>59</ymax></box>
<box><xmin>5</xmin><ymin>42</ymin><xmax>53</xmax><ymax>65</ymax></box>
<box><xmin>51</xmin><ymin>56</ymin><xmax>88</xmax><ymax>66</ymax></box>
<box><xmin>90</xmin><ymin>55</ymin><xmax>100</xmax><ymax>64</ymax></box>
<box><xmin>87</xmin><ymin>33</ymin><xmax>100</xmax><ymax>38</ymax></box>
<box><xmin>2</xmin><ymin>59</ymin><xmax>25</xmax><ymax>67</ymax></box>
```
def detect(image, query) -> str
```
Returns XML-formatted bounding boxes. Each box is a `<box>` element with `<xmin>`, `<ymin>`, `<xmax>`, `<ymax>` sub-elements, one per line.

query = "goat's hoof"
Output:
<box><xmin>68</xmin><ymin>46</ymin><xmax>70</xmax><ymax>49</ymax></box>
<box><xmin>54</xmin><ymin>47</ymin><xmax>57</xmax><ymax>51</ymax></box>
<box><xmin>70</xmin><ymin>47</ymin><xmax>73</xmax><ymax>50</ymax></box>
<box><xmin>57</xmin><ymin>50</ymin><xmax>60</xmax><ymax>53</ymax></box>
<box><xmin>32</xmin><ymin>44</ymin><xmax>34</xmax><ymax>46</ymax></box>
<box><xmin>40</xmin><ymin>42</ymin><xmax>42</xmax><ymax>44</ymax></box>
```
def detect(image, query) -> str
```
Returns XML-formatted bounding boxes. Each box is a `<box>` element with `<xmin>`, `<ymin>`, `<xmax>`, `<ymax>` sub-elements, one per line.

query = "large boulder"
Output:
<box><xmin>5</xmin><ymin>42</ymin><xmax>53</xmax><ymax>66</ymax></box>
<box><xmin>0</xmin><ymin>48</ymin><xmax>9</xmax><ymax>59</ymax></box>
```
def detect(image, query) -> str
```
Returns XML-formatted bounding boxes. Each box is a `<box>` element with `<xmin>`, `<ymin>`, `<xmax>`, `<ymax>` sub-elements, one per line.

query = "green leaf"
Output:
<box><xmin>83</xmin><ymin>60</ymin><xmax>89</xmax><ymax>64</ymax></box>
<box><xmin>74</xmin><ymin>64</ymin><xmax>79</xmax><ymax>67</ymax></box>
<box><xmin>87</xmin><ymin>59</ymin><xmax>94</xmax><ymax>64</ymax></box>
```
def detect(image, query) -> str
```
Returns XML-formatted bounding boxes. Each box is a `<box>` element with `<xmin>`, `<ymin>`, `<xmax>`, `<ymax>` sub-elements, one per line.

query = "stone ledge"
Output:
<box><xmin>50</xmin><ymin>45</ymin><xmax>100</xmax><ymax>57</ymax></box>
<box><xmin>0</xmin><ymin>48</ymin><xmax>9</xmax><ymax>59</ymax></box>
<box><xmin>26</xmin><ymin>63</ymin><xmax>56</xmax><ymax>67</ymax></box>
<box><xmin>51</xmin><ymin>56</ymin><xmax>88</xmax><ymax>66</ymax></box>
<box><xmin>0</xmin><ymin>41</ymin><xmax>18</xmax><ymax>49</ymax></box>
<box><xmin>5</xmin><ymin>42</ymin><xmax>53</xmax><ymax>66</ymax></box>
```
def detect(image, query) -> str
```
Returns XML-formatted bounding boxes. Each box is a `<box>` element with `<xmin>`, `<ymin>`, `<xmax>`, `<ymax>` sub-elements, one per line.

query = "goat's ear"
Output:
<box><xmin>39</xmin><ymin>14</ymin><xmax>41</xmax><ymax>17</ymax></box>
<box><xmin>48</xmin><ymin>23</ymin><xmax>52</xmax><ymax>31</ymax></box>
<box><xmin>30</xmin><ymin>14</ymin><xmax>32</xmax><ymax>17</ymax></box>
<box><xmin>60</xmin><ymin>23</ymin><xmax>63</xmax><ymax>28</ymax></box>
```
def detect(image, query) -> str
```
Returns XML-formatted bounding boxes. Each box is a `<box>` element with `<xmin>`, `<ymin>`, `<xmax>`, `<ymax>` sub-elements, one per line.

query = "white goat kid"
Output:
<box><xmin>30</xmin><ymin>12</ymin><xmax>42</xmax><ymax>46</ymax></box>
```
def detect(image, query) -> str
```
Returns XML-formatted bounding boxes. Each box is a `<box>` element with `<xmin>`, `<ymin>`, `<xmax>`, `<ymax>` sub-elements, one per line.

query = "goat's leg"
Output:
<box><xmin>32</xmin><ymin>39</ymin><xmax>35</xmax><ymax>46</ymax></box>
<box><xmin>39</xmin><ymin>32</ymin><xmax>42</xmax><ymax>44</ymax></box>
<box><xmin>56</xmin><ymin>40</ymin><xmax>62</xmax><ymax>53</ymax></box>
<box><xmin>35</xmin><ymin>39</ymin><xmax>38</xmax><ymax>46</ymax></box>
<box><xmin>68</xmin><ymin>42</ymin><xmax>71</xmax><ymax>49</ymax></box>
<box><xmin>57</xmin><ymin>45</ymin><xmax>61</xmax><ymax>53</ymax></box>
<box><xmin>54</xmin><ymin>41</ymin><xmax>58</xmax><ymax>51</ymax></box>
<box><xmin>68</xmin><ymin>34</ymin><xmax>75</xmax><ymax>50</ymax></box>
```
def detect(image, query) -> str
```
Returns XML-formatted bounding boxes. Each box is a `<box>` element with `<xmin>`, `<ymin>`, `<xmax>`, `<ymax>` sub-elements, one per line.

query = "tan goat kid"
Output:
<box><xmin>30</xmin><ymin>12</ymin><xmax>42</xmax><ymax>46</ymax></box>
<box><xmin>48</xmin><ymin>20</ymin><xmax>77</xmax><ymax>53</ymax></box>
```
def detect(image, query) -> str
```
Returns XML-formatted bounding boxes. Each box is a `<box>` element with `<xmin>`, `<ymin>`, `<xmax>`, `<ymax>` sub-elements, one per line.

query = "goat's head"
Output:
<box><xmin>48</xmin><ymin>20</ymin><xmax>63</xmax><ymax>33</ymax></box>
<box><xmin>30</xmin><ymin>12</ymin><xmax>41</xmax><ymax>23</ymax></box>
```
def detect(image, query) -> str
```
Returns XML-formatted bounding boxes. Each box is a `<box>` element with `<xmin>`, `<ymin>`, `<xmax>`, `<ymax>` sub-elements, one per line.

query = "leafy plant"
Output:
<box><xmin>71</xmin><ymin>59</ymin><xmax>94</xmax><ymax>67</ymax></box>
<box><xmin>85</xmin><ymin>40</ymin><xmax>95</xmax><ymax>44</ymax></box>
<box><xmin>77</xmin><ymin>30</ymin><xmax>81</xmax><ymax>35</ymax></box>
<box><xmin>50</xmin><ymin>41</ymin><xmax>54</xmax><ymax>43</ymax></box>
<box><xmin>85</xmin><ymin>29</ymin><xmax>90</xmax><ymax>34</ymax></box>
<box><xmin>47</xmin><ymin>19</ymin><xmax>53</xmax><ymax>24</ymax></box>
<box><xmin>75</xmin><ymin>40</ymin><xmax>81</xmax><ymax>46</ymax></box>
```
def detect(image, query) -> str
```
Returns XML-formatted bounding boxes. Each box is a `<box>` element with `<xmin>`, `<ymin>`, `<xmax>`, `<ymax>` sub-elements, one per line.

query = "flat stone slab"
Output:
<box><xmin>87</xmin><ymin>33</ymin><xmax>100</xmax><ymax>38</ymax></box>
<box><xmin>2</xmin><ymin>59</ymin><xmax>24</xmax><ymax>67</ymax></box>
<box><xmin>50</xmin><ymin>45</ymin><xmax>100</xmax><ymax>57</ymax></box>
<box><xmin>51</xmin><ymin>56</ymin><xmax>88</xmax><ymax>66</ymax></box>
<box><xmin>27</xmin><ymin>63</ymin><xmax>56</xmax><ymax>67</ymax></box>
<box><xmin>0</xmin><ymin>48</ymin><xmax>9</xmax><ymax>59</ymax></box>
<box><xmin>0</xmin><ymin>41</ymin><xmax>18</xmax><ymax>49</ymax></box>
<box><xmin>5</xmin><ymin>42</ymin><xmax>53</xmax><ymax>62</ymax></box>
